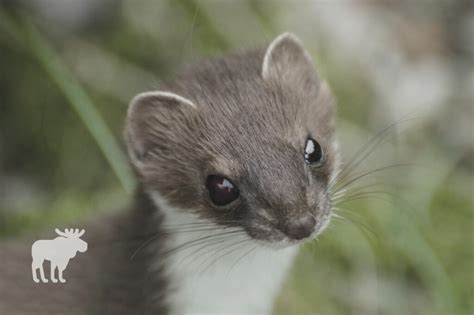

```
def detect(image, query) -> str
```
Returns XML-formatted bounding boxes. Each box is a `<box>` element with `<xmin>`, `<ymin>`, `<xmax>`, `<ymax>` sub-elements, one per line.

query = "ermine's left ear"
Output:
<box><xmin>262</xmin><ymin>33</ymin><xmax>319</xmax><ymax>90</ymax></box>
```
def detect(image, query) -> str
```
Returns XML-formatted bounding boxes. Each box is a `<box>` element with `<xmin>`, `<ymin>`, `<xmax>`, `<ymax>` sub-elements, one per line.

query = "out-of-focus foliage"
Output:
<box><xmin>0</xmin><ymin>1</ymin><xmax>472</xmax><ymax>314</ymax></box>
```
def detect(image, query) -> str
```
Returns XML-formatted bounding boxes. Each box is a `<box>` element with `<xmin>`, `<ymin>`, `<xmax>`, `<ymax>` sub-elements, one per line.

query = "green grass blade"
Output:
<box><xmin>22</xmin><ymin>19</ymin><xmax>134</xmax><ymax>193</ymax></box>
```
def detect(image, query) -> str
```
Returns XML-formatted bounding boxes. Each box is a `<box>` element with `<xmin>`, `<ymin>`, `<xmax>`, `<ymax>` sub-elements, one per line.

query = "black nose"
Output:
<box><xmin>285</xmin><ymin>214</ymin><xmax>316</xmax><ymax>240</ymax></box>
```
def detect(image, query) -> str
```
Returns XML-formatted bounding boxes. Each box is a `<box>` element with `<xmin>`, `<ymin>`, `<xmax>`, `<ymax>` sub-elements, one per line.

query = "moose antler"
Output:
<box><xmin>55</xmin><ymin>228</ymin><xmax>86</xmax><ymax>238</ymax></box>
<box><xmin>55</xmin><ymin>228</ymin><xmax>68</xmax><ymax>237</ymax></box>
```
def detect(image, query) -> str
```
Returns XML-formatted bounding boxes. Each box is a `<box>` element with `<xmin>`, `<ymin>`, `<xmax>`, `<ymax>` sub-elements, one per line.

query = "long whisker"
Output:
<box><xmin>333</xmin><ymin>163</ymin><xmax>413</xmax><ymax>193</ymax></box>
<box><xmin>332</xmin><ymin>182</ymin><xmax>384</xmax><ymax>199</ymax></box>
<box><xmin>131</xmin><ymin>228</ymin><xmax>244</xmax><ymax>260</ymax></box>
<box><xmin>195</xmin><ymin>237</ymin><xmax>246</xmax><ymax>272</ymax></box>
<box><xmin>332</xmin><ymin>208</ymin><xmax>377</xmax><ymax>238</ymax></box>
<box><xmin>335</xmin><ymin>195</ymin><xmax>397</xmax><ymax>207</ymax></box>
<box><xmin>333</xmin><ymin>190</ymin><xmax>397</xmax><ymax>202</ymax></box>
<box><xmin>129</xmin><ymin>225</ymin><xmax>233</xmax><ymax>242</ymax></box>
<box><xmin>171</xmin><ymin>236</ymin><xmax>239</xmax><ymax>266</ymax></box>
<box><xmin>199</xmin><ymin>239</ymin><xmax>251</xmax><ymax>274</ymax></box>
<box><xmin>160</xmin><ymin>230</ymin><xmax>246</xmax><ymax>260</ymax></box>
<box><xmin>160</xmin><ymin>219</ymin><xmax>245</xmax><ymax>228</ymax></box>
<box><xmin>329</xmin><ymin>116</ymin><xmax>418</xmax><ymax>190</ymax></box>
<box><xmin>228</xmin><ymin>245</ymin><xmax>258</xmax><ymax>274</ymax></box>
<box><xmin>330</xmin><ymin>121</ymin><xmax>400</xmax><ymax>188</ymax></box>
<box><xmin>88</xmin><ymin>224</ymin><xmax>237</xmax><ymax>248</ymax></box>
<box><xmin>126</xmin><ymin>217</ymin><xmax>246</xmax><ymax>249</ymax></box>
<box><xmin>178</xmin><ymin>234</ymin><xmax>243</xmax><ymax>268</ymax></box>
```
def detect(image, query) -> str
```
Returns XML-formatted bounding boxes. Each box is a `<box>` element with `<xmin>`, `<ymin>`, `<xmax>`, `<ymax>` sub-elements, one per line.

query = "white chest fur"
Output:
<box><xmin>150</xmin><ymin>193</ymin><xmax>299</xmax><ymax>315</ymax></box>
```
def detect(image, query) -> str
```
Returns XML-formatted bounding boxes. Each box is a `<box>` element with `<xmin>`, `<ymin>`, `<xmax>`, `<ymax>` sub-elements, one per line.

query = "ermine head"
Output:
<box><xmin>125</xmin><ymin>33</ymin><xmax>338</xmax><ymax>247</ymax></box>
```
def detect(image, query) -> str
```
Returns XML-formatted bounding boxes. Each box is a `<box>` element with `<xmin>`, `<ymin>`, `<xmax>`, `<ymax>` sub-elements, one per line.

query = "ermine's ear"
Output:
<box><xmin>262</xmin><ymin>33</ymin><xmax>319</xmax><ymax>90</ymax></box>
<box><xmin>124</xmin><ymin>91</ymin><xmax>197</xmax><ymax>168</ymax></box>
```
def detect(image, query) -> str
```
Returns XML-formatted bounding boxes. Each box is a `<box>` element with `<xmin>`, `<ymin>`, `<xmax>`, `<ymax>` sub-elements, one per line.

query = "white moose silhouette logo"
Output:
<box><xmin>31</xmin><ymin>228</ymin><xmax>88</xmax><ymax>283</ymax></box>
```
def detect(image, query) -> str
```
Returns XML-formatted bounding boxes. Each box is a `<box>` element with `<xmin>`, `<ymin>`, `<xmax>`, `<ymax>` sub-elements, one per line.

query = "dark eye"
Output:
<box><xmin>206</xmin><ymin>175</ymin><xmax>240</xmax><ymax>206</ymax></box>
<box><xmin>304</xmin><ymin>137</ymin><xmax>324</xmax><ymax>165</ymax></box>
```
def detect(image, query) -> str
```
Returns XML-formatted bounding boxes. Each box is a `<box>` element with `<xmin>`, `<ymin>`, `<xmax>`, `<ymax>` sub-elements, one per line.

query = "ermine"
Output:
<box><xmin>0</xmin><ymin>33</ymin><xmax>339</xmax><ymax>315</ymax></box>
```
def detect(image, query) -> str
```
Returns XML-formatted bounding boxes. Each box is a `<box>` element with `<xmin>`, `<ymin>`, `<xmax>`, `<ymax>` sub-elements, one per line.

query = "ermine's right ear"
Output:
<box><xmin>124</xmin><ymin>91</ymin><xmax>197</xmax><ymax>168</ymax></box>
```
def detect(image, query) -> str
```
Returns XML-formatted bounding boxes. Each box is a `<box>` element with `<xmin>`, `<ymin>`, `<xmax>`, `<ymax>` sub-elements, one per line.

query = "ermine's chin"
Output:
<box><xmin>254</xmin><ymin>234</ymin><xmax>315</xmax><ymax>250</ymax></box>
<box><xmin>256</xmin><ymin>235</ymin><xmax>314</xmax><ymax>250</ymax></box>
<box><xmin>254</xmin><ymin>239</ymin><xmax>302</xmax><ymax>250</ymax></box>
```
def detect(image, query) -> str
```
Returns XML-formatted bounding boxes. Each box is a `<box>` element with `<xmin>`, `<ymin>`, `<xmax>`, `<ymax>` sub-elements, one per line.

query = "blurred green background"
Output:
<box><xmin>0</xmin><ymin>1</ymin><xmax>472</xmax><ymax>314</ymax></box>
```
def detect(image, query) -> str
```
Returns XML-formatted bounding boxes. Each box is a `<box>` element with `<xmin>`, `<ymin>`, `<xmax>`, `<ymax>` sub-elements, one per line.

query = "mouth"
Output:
<box><xmin>250</xmin><ymin>213</ymin><xmax>332</xmax><ymax>249</ymax></box>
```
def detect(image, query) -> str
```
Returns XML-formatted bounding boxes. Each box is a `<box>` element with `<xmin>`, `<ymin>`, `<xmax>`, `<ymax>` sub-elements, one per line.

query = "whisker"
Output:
<box><xmin>329</xmin><ymin>116</ymin><xmax>419</xmax><ymax>191</ymax></box>
<box><xmin>160</xmin><ymin>219</ymin><xmax>245</xmax><ymax>228</ymax></box>
<box><xmin>177</xmin><ymin>234</ymin><xmax>242</xmax><ymax>268</ymax></box>
<box><xmin>131</xmin><ymin>229</ymin><xmax>244</xmax><ymax>260</ymax></box>
<box><xmin>228</xmin><ymin>245</ymin><xmax>258</xmax><ymax>274</ymax></box>
<box><xmin>330</xmin><ymin>120</ymin><xmax>401</xmax><ymax>188</ymax></box>
<box><xmin>89</xmin><ymin>224</ymin><xmax>238</xmax><ymax>248</ymax></box>
<box><xmin>337</xmin><ymin>192</ymin><xmax>417</xmax><ymax>215</ymax></box>
<box><xmin>332</xmin><ymin>207</ymin><xmax>377</xmax><ymax>238</ymax></box>
<box><xmin>199</xmin><ymin>239</ymin><xmax>251</xmax><ymax>274</ymax></box>
<box><xmin>181</xmin><ymin>233</ymin><xmax>244</xmax><ymax>266</ymax></box>
<box><xmin>161</xmin><ymin>230</ymin><xmax>246</xmax><ymax>260</ymax></box>
<box><xmin>335</xmin><ymin>195</ymin><xmax>397</xmax><ymax>207</ymax></box>
<box><xmin>333</xmin><ymin>190</ymin><xmax>396</xmax><ymax>202</ymax></box>
<box><xmin>332</xmin><ymin>182</ymin><xmax>384</xmax><ymax>199</ymax></box>
<box><xmin>333</xmin><ymin>163</ymin><xmax>413</xmax><ymax>193</ymax></box>
<box><xmin>129</xmin><ymin>225</ymin><xmax>233</xmax><ymax>243</ymax></box>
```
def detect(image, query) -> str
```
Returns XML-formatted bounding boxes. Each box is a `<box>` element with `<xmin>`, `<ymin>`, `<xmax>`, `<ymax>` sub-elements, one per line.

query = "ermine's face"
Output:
<box><xmin>202</xmin><ymin>123</ymin><xmax>337</xmax><ymax>245</ymax></box>
<box><xmin>125</xmin><ymin>33</ymin><xmax>338</xmax><ymax>247</ymax></box>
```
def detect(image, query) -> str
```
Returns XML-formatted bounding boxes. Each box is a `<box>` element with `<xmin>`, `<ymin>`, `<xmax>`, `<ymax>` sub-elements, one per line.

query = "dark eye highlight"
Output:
<box><xmin>304</xmin><ymin>138</ymin><xmax>324</xmax><ymax>165</ymax></box>
<box><xmin>206</xmin><ymin>175</ymin><xmax>240</xmax><ymax>207</ymax></box>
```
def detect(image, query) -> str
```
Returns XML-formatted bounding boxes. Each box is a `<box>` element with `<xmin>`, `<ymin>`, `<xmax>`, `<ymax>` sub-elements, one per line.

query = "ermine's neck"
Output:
<box><xmin>150</xmin><ymin>192</ymin><xmax>299</xmax><ymax>315</ymax></box>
